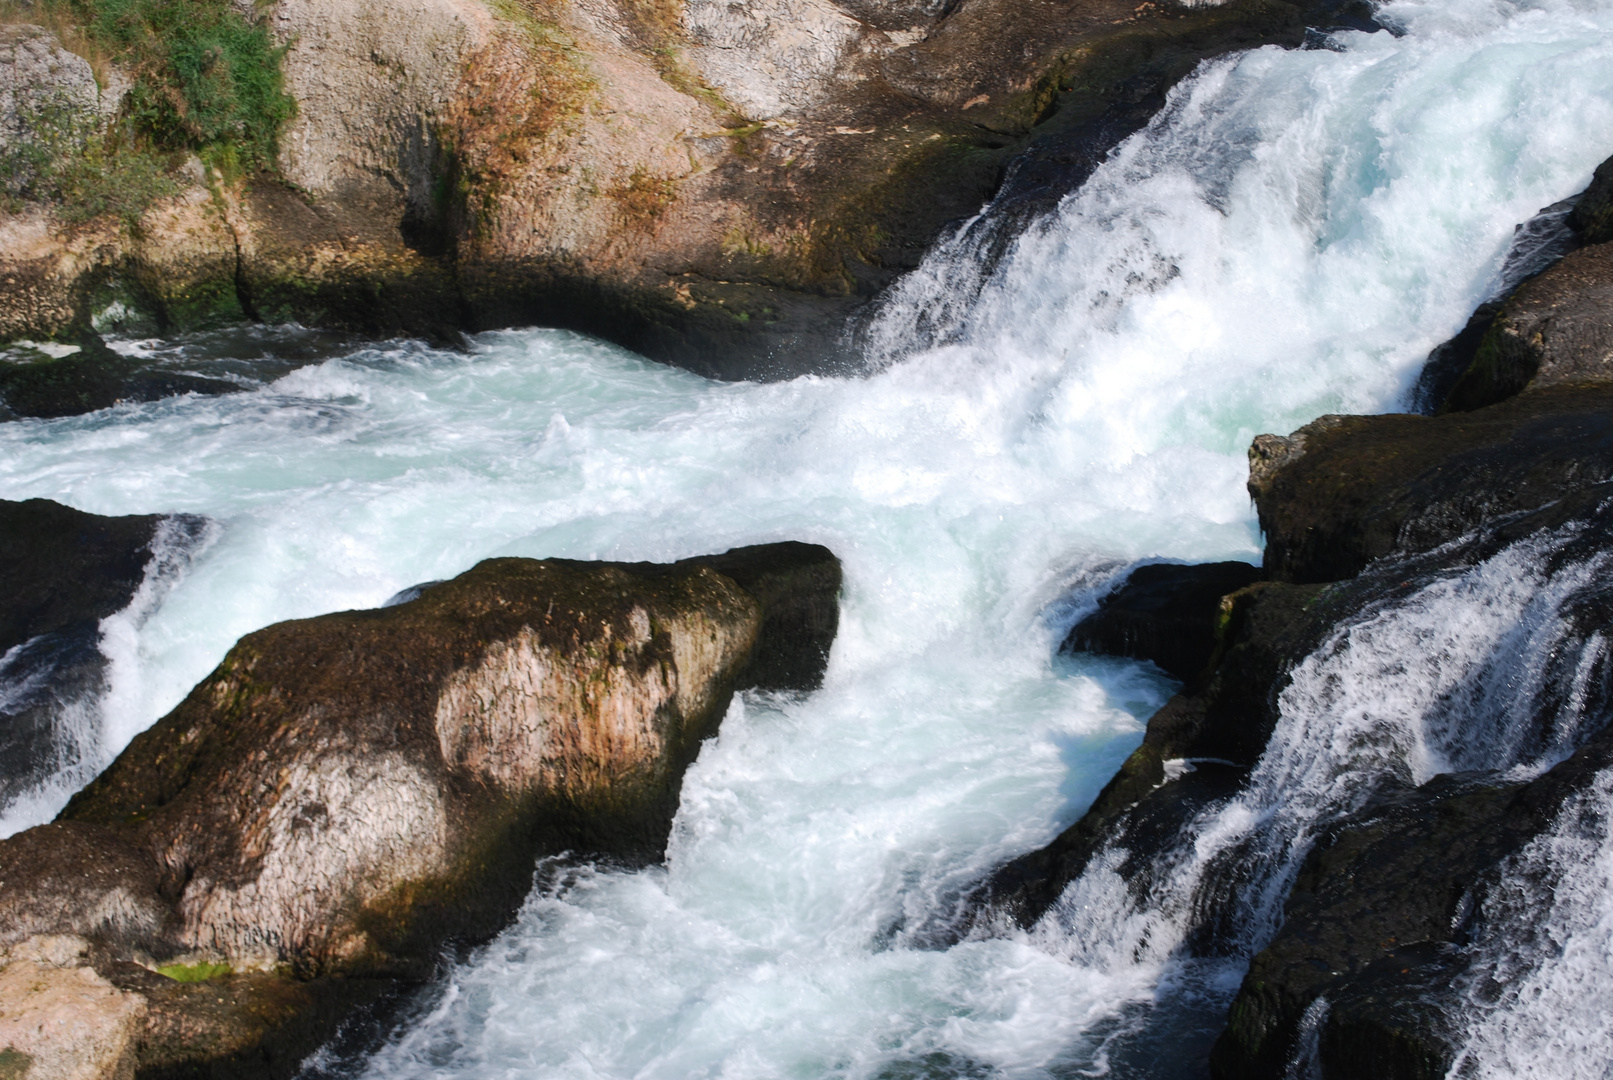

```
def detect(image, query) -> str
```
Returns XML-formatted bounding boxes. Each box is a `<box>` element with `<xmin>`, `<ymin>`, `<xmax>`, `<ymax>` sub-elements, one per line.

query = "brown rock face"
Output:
<box><xmin>0</xmin><ymin>542</ymin><xmax>839</xmax><ymax>1076</ymax></box>
<box><xmin>0</xmin><ymin>0</ymin><xmax>1370</xmax><ymax>382</ymax></box>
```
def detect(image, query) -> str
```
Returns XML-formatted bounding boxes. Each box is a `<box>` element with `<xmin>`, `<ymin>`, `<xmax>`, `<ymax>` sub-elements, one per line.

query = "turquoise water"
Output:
<box><xmin>1</xmin><ymin>0</ymin><xmax>1612</xmax><ymax>1072</ymax></box>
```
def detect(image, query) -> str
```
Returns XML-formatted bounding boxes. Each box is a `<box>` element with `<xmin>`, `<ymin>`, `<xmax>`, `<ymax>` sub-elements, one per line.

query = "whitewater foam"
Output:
<box><xmin>0</xmin><ymin>0</ymin><xmax>1610</xmax><ymax>1071</ymax></box>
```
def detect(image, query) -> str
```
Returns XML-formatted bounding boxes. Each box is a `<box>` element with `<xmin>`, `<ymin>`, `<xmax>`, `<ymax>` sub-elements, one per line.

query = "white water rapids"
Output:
<box><xmin>4</xmin><ymin>0</ymin><xmax>1613</xmax><ymax>1074</ymax></box>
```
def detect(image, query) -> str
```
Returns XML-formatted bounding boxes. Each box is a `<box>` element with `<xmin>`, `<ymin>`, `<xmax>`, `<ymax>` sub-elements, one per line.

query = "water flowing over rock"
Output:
<box><xmin>0</xmin><ymin>499</ymin><xmax>210</xmax><ymax>825</ymax></box>
<box><xmin>0</xmin><ymin>542</ymin><xmax>838</xmax><ymax>1076</ymax></box>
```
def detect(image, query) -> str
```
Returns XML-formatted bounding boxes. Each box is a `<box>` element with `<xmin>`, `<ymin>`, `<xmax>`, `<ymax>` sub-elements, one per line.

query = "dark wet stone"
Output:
<box><xmin>1247</xmin><ymin>385</ymin><xmax>1613</xmax><ymax>585</ymax></box>
<box><xmin>0</xmin><ymin>331</ymin><xmax>238</xmax><ymax>420</ymax></box>
<box><xmin>1441</xmin><ymin>242</ymin><xmax>1613</xmax><ymax>413</ymax></box>
<box><xmin>1570</xmin><ymin>153</ymin><xmax>1613</xmax><ymax>246</ymax></box>
<box><xmin>0</xmin><ymin>497</ymin><xmax>167</xmax><ymax>655</ymax></box>
<box><xmin>982</xmin><ymin>579</ymin><xmax>1330</xmax><ymax>930</ymax></box>
<box><xmin>1062</xmin><ymin>561</ymin><xmax>1263</xmax><ymax>682</ymax></box>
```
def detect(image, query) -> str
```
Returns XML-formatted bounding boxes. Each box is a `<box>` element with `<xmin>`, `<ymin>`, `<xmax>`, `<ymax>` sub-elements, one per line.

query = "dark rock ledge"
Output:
<box><xmin>976</xmin><ymin>151</ymin><xmax>1613</xmax><ymax>1078</ymax></box>
<box><xmin>0</xmin><ymin>498</ymin><xmax>210</xmax><ymax>810</ymax></box>
<box><xmin>0</xmin><ymin>540</ymin><xmax>839</xmax><ymax>1079</ymax></box>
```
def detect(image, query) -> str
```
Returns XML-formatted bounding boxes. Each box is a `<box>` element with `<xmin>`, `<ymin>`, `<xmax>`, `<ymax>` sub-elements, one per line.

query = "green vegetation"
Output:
<box><xmin>0</xmin><ymin>1048</ymin><xmax>32</xmax><ymax>1080</ymax></box>
<box><xmin>1</xmin><ymin>0</ymin><xmax>295</xmax><ymax>224</ymax></box>
<box><xmin>54</xmin><ymin>0</ymin><xmax>293</xmax><ymax>168</ymax></box>
<box><xmin>156</xmin><ymin>960</ymin><xmax>233</xmax><ymax>982</ymax></box>
<box><xmin>0</xmin><ymin>96</ymin><xmax>175</xmax><ymax>224</ymax></box>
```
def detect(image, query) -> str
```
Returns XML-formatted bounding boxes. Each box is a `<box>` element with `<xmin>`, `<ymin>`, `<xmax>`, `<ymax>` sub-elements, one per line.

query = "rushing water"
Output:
<box><xmin>1449</xmin><ymin>765</ymin><xmax>1613</xmax><ymax>1080</ymax></box>
<box><xmin>4</xmin><ymin>0</ymin><xmax>1613</xmax><ymax>1074</ymax></box>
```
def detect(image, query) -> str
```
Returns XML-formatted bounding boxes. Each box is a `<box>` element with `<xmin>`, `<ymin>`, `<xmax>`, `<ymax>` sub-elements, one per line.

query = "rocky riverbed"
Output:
<box><xmin>977</xmin><ymin>152</ymin><xmax>1613</xmax><ymax>1079</ymax></box>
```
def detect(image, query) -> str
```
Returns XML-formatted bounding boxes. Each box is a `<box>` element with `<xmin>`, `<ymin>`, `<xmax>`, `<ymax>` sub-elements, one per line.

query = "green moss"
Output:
<box><xmin>156</xmin><ymin>960</ymin><xmax>233</xmax><ymax>982</ymax></box>
<box><xmin>0</xmin><ymin>1048</ymin><xmax>30</xmax><ymax>1080</ymax></box>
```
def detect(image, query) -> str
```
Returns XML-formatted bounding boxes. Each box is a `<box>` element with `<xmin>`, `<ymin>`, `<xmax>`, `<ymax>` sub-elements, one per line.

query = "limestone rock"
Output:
<box><xmin>0</xmin><ymin>543</ymin><xmax>838</xmax><ymax>1074</ymax></box>
<box><xmin>0</xmin><ymin>935</ymin><xmax>147</xmax><ymax>1080</ymax></box>
<box><xmin>0</xmin><ymin>25</ymin><xmax>98</xmax><ymax>152</ymax></box>
<box><xmin>0</xmin><ymin>0</ymin><xmax>1375</xmax><ymax>383</ymax></box>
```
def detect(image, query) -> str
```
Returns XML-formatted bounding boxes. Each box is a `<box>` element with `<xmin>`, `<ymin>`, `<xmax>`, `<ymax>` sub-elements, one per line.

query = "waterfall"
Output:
<box><xmin>0</xmin><ymin>0</ymin><xmax>1610</xmax><ymax>1073</ymax></box>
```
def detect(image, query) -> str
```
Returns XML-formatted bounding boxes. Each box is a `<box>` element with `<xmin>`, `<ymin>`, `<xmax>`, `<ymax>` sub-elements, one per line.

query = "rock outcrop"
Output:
<box><xmin>0</xmin><ymin>498</ymin><xmax>208</xmax><ymax>810</ymax></box>
<box><xmin>1062</xmin><ymin>560</ymin><xmax>1263</xmax><ymax>682</ymax></box>
<box><xmin>1246</xmin><ymin>385</ymin><xmax>1613</xmax><ymax>585</ymax></box>
<box><xmin>0</xmin><ymin>542</ymin><xmax>839</xmax><ymax>1077</ymax></box>
<box><xmin>0</xmin><ymin>0</ymin><xmax>1378</xmax><ymax>394</ymax></box>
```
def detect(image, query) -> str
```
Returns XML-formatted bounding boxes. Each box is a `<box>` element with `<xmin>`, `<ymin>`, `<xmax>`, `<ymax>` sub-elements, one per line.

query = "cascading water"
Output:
<box><xmin>0</xmin><ymin>513</ymin><xmax>211</xmax><ymax>834</ymax></box>
<box><xmin>1447</xmin><ymin>766</ymin><xmax>1613</xmax><ymax>1080</ymax></box>
<box><xmin>1025</xmin><ymin>511</ymin><xmax>1613</xmax><ymax>1072</ymax></box>
<box><xmin>2</xmin><ymin>0</ymin><xmax>1613</xmax><ymax>1074</ymax></box>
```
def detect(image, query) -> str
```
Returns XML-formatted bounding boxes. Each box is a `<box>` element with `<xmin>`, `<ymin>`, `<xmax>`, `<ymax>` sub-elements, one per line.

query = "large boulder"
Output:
<box><xmin>1246</xmin><ymin>384</ymin><xmax>1613</xmax><ymax>584</ymax></box>
<box><xmin>0</xmin><ymin>543</ymin><xmax>839</xmax><ymax>1076</ymax></box>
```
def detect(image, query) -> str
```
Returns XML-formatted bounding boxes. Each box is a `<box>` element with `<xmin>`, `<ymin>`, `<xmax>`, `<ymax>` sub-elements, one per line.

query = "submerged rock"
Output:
<box><xmin>0</xmin><ymin>331</ymin><xmax>238</xmax><ymax>419</ymax></box>
<box><xmin>0</xmin><ymin>542</ymin><xmax>839</xmax><ymax>1076</ymax></box>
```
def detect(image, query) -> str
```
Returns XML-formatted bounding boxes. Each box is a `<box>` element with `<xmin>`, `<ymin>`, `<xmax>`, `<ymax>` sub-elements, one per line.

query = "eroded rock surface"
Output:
<box><xmin>0</xmin><ymin>0</ymin><xmax>1379</xmax><ymax>386</ymax></box>
<box><xmin>0</xmin><ymin>542</ymin><xmax>839</xmax><ymax>1076</ymax></box>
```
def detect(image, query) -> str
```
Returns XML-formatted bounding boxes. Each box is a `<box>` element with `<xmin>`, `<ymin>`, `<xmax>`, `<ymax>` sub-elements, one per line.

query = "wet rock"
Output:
<box><xmin>983</xmin><ymin>579</ymin><xmax>1331</xmax><ymax>929</ymax></box>
<box><xmin>0</xmin><ymin>543</ymin><xmax>838</xmax><ymax>1076</ymax></box>
<box><xmin>1412</xmin><ymin>152</ymin><xmax>1613</xmax><ymax>415</ymax></box>
<box><xmin>0</xmin><ymin>331</ymin><xmax>238</xmax><ymax>419</ymax></box>
<box><xmin>0</xmin><ymin>498</ymin><xmax>208</xmax><ymax>812</ymax></box>
<box><xmin>0</xmin><ymin>498</ymin><xmax>169</xmax><ymax>655</ymax></box>
<box><xmin>1441</xmin><ymin>241</ymin><xmax>1613</xmax><ymax>413</ymax></box>
<box><xmin>1062</xmin><ymin>561</ymin><xmax>1263</xmax><ymax>682</ymax></box>
<box><xmin>1570</xmin><ymin>154</ymin><xmax>1613</xmax><ymax>245</ymax></box>
<box><xmin>1210</xmin><ymin>727</ymin><xmax>1613</xmax><ymax>1080</ymax></box>
<box><xmin>1247</xmin><ymin>384</ymin><xmax>1613</xmax><ymax>584</ymax></box>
